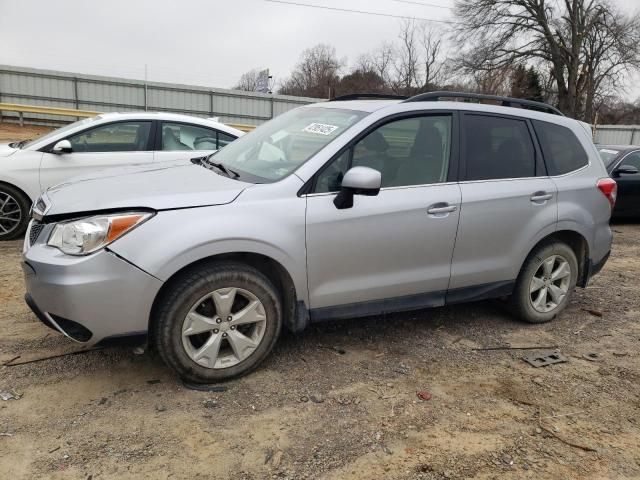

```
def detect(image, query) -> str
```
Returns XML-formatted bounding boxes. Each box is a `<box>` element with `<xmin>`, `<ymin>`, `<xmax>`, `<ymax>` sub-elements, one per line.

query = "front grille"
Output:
<box><xmin>28</xmin><ymin>221</ymin><xmax>44</xmax><ymax>245</ymax></box>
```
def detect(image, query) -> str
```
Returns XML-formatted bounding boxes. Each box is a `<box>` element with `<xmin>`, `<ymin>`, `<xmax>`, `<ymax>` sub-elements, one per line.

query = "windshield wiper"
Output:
<box><xmin>191</xmin><ymin>156</ymin><xmax>240</xmax><ymax>179</ymax></box>
<box><xmin>8</xmin><ymin>139</ymin><xmax>29</xmax><ymax>149</ymax></box>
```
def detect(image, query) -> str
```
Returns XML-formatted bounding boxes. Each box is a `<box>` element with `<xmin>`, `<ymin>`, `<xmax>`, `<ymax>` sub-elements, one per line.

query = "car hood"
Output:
<box><xmin>0</xmin><ymin>143</ymin><xmax>18</xmax><ymax>158</ymax></box>
<box><xmin>44</xmin><ymin>159</ymin><xmax>251</xmax><ymax>215</ymax></box>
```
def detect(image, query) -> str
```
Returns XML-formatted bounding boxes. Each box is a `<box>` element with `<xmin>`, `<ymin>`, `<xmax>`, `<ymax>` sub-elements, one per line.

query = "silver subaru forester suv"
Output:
<box><xmin>23</xmin><ymin>92</ymin><xmax>614</xmax><ymax>382</ymax></box>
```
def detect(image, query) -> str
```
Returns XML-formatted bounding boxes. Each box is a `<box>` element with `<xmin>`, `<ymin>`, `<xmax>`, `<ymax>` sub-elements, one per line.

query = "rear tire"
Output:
<box><xmin>0</xmin><ymin>184</ymin><xmax>30</xmax><ymax>241</ymax></box>
<box><xmin>509</xmin><ymin>241</ymin><xmax>578</xmax><ymax>324</ymax></box>
<box><xmin>153</xmin><ymin>262</ymin><xmax>282</xmax><ymax>383</ymax></box>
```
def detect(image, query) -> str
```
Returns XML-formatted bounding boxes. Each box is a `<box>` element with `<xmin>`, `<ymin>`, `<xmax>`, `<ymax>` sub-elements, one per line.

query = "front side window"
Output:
<box><xmin>162</xmin><ymin>123</ymin><xmax>232</xmax><ymax>151</ymax></box>
<box><xmin>621</xmin><ymin>151</ymin><xmax>640</xmax><ymax>170</ymax></box>
<box><xmin>463</xmin><ymin>115</ymin><xmax>536</xmax><ymax>181</ymax></box>
<box><xmin>314</xmin><ymin>114</ymin><xmax>452</xmax><ymax>192</ymax></box>
<box><xmin>209</xmin><ymin>107</ymin><xmax>368</xmax><ymax>182</ymax></box>
<box><xmin>533</xmin><ymin>120</ymin><xmax>588</xmax><ymax>175</ymax></box>
<box><xmin>67</xmin><ymin>121</ymin><xmax>151</xmax><ymax>153</ymax></box>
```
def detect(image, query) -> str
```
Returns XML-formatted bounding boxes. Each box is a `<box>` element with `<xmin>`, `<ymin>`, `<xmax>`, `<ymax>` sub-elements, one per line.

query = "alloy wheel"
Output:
<box><xmin>529</xmin><ymin>254</ymin><xmax>572</xmax><ymax>313</ymax></box>
<box><xmin>181</xmin><ymin>287</ymin><xmax>267</xmax><ymax>369</ymax></box>
<box><xmin>0</xmin><ymin>192</ymin><xmax>22</xmax><ymax>236</ymax></box>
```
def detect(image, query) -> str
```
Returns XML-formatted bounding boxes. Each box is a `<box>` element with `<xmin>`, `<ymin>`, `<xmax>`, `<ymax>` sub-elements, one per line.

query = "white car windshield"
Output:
<box><xmin>209</xmin><ymin>107</ymin><xmax>368</xmax><ymax>182</ymax></box>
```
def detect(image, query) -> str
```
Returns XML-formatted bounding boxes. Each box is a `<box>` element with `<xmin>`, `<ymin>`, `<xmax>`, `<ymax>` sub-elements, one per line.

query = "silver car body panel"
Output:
<box><xmin>23</xmin><ymin>241</ymin><xmax>162</xmax><ymax>346</ymax></box>
<box><xmin>306</xmin><ymin>183</ymin><xmax>461</xmax><ymax>308</ymax></box>
<box><xmin>44</xmin><ymin>160</ymin><xmax>250</xmax><ymax>213</ymax></box>
<box><xmin>108</xmin><ymin>174</ymin><xmax>309</xmax><ymax>303</ymax></box>
<box><xmin>449</xmin><ymin>177</ymin><xmax>558</xmax><ymax>289</ymax></box>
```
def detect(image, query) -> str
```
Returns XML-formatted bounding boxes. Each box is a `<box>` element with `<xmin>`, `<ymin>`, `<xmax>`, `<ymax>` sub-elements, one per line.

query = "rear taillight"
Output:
<box><xmin>597</xmin><ymin>178</ymin><xmax>617</xmax><ymax>209</ymax></box>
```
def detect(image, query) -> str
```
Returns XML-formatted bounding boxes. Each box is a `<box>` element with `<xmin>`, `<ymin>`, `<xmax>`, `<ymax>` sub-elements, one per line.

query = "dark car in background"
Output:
<box><xmin>598</xmin><ymin>145</ymin><xmax>640</xmax><ymax>218</ymax></box>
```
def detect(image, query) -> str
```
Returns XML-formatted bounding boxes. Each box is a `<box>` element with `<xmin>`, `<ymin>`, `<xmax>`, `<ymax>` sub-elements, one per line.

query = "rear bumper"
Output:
<box><xmin>22</xmin><ymin>245</ymin><xmax>163</xmax><ymax>345</ymax></box>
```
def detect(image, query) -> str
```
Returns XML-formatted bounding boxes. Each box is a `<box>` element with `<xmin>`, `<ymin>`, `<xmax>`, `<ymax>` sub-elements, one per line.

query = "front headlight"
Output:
<box><xmin>47</xmin><ymin>211</ymin><xmax>154</xmax><ymax>255</ymax></box>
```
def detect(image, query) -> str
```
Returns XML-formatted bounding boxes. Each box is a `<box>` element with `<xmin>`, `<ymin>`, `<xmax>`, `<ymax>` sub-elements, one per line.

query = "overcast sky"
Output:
<box><xmin>0</xmin><ymin>0</ymin><xmax>638</xmax><ymax>99</ymax></box>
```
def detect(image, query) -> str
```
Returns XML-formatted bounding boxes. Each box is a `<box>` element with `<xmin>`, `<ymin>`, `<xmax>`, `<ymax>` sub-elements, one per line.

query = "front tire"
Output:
<box><xmin>0</xmin><ymin>184</ymin><xmax>30</xmax><ymax>241</ymax></box>
<box><xmin>153</xmin><ymin>262</ymin><xmax>282</xmax><ymax>383</ymax></box>
<box><xmin>510</xmin><ymin>241</ymin><xmax>578</xmax><ymax>324</ymax></box>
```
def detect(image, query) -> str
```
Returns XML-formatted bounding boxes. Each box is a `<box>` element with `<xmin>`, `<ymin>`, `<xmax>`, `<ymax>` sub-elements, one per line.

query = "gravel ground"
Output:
<box><xmin>1</xmin><ymin>123</ymin><xmax>639</xmax><ymax>479</ymax></box>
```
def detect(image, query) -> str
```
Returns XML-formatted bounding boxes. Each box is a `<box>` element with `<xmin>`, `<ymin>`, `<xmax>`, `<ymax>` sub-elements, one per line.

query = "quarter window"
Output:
<box><xmin>162</xmin><ymin>123</ymin><xmax>235</xmax><ymax>151</ymax></box>
<box><xmin>532</xmin><ymin>120</ymin><xmax>588</xmax><ymax>175</ymax></box>
<box><xmin>314</xmin><ymin>114</ymin><xmax>452</xmax><ymax>192</ymax></box>
<box><xmin>463</xmin><ymin>115</ymin><xmax>536</xmax><ymax>180</ymax></box>
<box><xmin>67</xmin><ymin>121</ymin><xmax>151</xmax><ymax>153</ymax></box>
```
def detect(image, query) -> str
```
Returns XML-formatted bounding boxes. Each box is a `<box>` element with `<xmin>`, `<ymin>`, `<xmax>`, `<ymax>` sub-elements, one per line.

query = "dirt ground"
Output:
<box><xmin>1</xmin><ymin>123</ymin><xmax>639</xmax><ymax>479</ymax></box>
<box><xmin>0</xmin><ymin>122</ymin><xmax>53</xmax><ymax>142</ymax></box>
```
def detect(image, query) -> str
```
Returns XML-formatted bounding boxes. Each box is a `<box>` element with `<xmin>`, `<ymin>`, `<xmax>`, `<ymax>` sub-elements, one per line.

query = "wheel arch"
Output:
<box><xmin>149</xmin><ymin>251</ymin><xmax>301</xmax><ymax>337</ymax></box>
<box><xmin>520</xmin><ymin>229</ymin><xmax>590</xmax><ymax>287</ymax></box>
<box><xmin>0</xmin><ymin>180</ymin><xmax>33</xmax><ymax>204</ymax></box>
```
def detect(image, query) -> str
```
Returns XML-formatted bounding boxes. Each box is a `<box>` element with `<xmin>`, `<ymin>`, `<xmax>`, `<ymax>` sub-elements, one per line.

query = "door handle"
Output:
<box><xmin>530</xmin><ymin>192</ymin><xmax>553</xmax><ymax>203</ymax></box>
<box><xmin>427</xmin><ymin>204</ymin><xmax>457</xmax><ymax>215</ymax></box>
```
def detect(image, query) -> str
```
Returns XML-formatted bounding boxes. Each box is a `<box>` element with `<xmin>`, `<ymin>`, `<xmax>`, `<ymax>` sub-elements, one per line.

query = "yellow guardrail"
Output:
<box><xmin>227</xmin><ymin>123</ymin><xmax>256</xmax><ymax>132</ymax></box>
<box><xmin>0</xmin><ymin>102</ymin><xmax>257</xmax><ymax>132</ymax></box>
<box><xmin>0</xmin><ymin>102</ymin><xmax>99</xmax><ymax>125</ymax></box>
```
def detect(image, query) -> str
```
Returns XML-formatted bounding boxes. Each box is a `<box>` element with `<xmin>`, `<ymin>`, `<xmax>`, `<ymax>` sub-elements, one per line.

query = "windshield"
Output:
<box><xmin>598</xmin><ymin>148</ymin><xmax>621</xmax><ymax>167</ymax></box>
<box><xmin>21</xmin><ymin>116</ymin><xmax>101</xmax><ymax>149</ymax></box>
<box><xmin>210</xmin><ymin>106</ymin><xmax>368</xmax><ymax>182</ymax></box>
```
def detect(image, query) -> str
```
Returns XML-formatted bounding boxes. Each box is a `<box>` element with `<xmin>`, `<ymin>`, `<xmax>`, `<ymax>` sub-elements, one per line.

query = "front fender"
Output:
<box><xmin>109</xmin><ymin>199</ymin><xmax>309</xmax><ymax>304</ymax></box>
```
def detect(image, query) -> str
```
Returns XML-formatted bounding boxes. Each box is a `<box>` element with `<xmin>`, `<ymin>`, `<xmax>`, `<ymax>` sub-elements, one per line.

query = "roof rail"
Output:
<box><xmin>403</xmin><ymin>91</ymin><xmax>564</xmax><ymax>116</ymax></box>
<box><xmin>330</xmin><ymin>93</ymin><xmax>408</xmax><ymax>102</ymax></box>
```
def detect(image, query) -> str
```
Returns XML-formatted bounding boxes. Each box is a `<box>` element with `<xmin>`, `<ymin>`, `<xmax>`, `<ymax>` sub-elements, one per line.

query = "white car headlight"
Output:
<box><xmin>47</xmin><ymin>211</ymin><xmax>153</xmax><ymax>255</ymax></box>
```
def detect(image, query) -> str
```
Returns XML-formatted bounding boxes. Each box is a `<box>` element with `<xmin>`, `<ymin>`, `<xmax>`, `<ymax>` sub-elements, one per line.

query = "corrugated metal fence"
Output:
<box><xmin>594</xmin><ymin>125</ymin><xmax>640</xmax><ymax>146</ymax></box>
<box><xmin>0</xmin><ymin>65</ymin><xmax>322</xmax><ymax>126</ymax></box>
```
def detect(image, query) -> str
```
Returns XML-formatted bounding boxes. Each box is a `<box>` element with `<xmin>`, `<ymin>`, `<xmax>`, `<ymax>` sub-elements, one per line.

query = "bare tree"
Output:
<box><xmin>453</xmin><ymin>0</ymin><xmax>640</xmax><ymax>120</ymax></box>
<box><xmin>278</xmin><ymin>44</ymin><xmax>343</xmax><ymax>98</ymax></box>
<box><xmin>419</xmin><ymin>24</ymin><xmax>444</xmax><ymax>89</ymax></box>
<box><xmin>233</xmin><ymin>69</ymin><xmax>263</xmax><ymax>91</ymax></box>
<box><xmin>394</xmin><ymin>19</ymin><xmax>421</xmax><ymax>93</ymax></box>
<box><xmin>355</xmin><ymin>42</ymin><xmax>395</xmax><ymax>89</ymax></box>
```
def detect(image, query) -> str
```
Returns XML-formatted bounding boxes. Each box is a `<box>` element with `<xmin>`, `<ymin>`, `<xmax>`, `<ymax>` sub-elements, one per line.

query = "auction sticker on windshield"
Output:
<box><xmin>303</xmin><ymin>123</ymin><xmax>339</xmax><ymax>135</ymax></box>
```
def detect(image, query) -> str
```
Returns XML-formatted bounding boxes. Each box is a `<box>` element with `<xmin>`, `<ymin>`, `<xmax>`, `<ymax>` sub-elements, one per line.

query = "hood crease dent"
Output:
<box><xmin>44</xmin><ymin>160</ymin><xmax>251</xmax><ymax>215</ymax></box>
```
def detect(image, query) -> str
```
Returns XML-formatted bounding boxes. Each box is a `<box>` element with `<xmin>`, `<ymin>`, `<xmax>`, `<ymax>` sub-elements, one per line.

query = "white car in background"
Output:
<box><xmin>0</xmin><ymin>112</ymin><xmax>243</xmax><ymax>240</ymax></box>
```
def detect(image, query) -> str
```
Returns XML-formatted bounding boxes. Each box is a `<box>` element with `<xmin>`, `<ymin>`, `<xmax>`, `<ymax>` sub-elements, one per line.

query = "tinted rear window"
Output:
<box><xmin>463</xmin><ymin>114</ymin><xmax>536</xmax><ymax>180</ymax></box>
<box><xmin>533</xmin><ymin>120</ymin><xmax>588</xmax><ymax>175</ymax></box>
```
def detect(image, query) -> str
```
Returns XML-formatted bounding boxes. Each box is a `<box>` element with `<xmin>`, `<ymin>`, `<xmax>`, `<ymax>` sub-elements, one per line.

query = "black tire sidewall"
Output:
<box><xmin>154</xmin><ymin>263</ymin><xmax>282</xmax><ymax>383</ymax></box>
<box><xmin>0</xmin><ymin>185</ymin><xmax>30</xmax><ymax>241</ymax></box>
<box><xmin>512</xmin><ymin>242</ymin><xmax>578</xmax><ymax>324</ymax></box>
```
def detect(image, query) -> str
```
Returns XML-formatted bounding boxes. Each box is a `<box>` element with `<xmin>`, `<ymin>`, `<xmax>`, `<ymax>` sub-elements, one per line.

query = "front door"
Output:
<box><xmin>39</xmin><ymin>120</ymin><xmax>154</xmax><ymax>192</ymax></box>
<box><xmin>613</xmin><ymin>150</ymin><xmax>640</xmax><ymax>216</ymax></box>
<box><xmin>305</xmin><ymin>113</ymin><xmax>461</xmax><ymax>314</ymax></box>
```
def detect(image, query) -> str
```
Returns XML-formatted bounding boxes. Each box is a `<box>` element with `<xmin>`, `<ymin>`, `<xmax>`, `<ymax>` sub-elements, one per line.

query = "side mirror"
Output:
<box><xmin>614</xmin><ymin>164</ymin><xmax>639</xmax><ymax>176</ymax></box>
<box><xmin>52</xmin><ymin>139</ymin><xmax>72</xmax><ymax>154</ymax></box>
<box><xmin>333</xmin><ymin>166</ymin><xmax>381</xmax><ymax>210</ymax></box>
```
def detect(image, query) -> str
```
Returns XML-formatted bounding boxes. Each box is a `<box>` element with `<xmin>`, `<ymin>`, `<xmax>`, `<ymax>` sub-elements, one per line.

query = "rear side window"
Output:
<box><xmin>162</xmin><ymin>123</ymin><xmax>236</xmax><ymax>151</ymax></box>
<box><xmin>463</xmin><ymin>115</ymin><xmax>536</xmax><ymax>180</ymax></box>
<box><xmin>533</xmin><ymin>120</ymin><xmax>588</xmax><ymax>175</ymax></box>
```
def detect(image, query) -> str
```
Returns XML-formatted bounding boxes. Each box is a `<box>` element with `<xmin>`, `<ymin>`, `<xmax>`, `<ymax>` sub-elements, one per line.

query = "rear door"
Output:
<box><xmin>448</xmin><ymin>113</ymin><xmax>557</xmax><ymax>294</ymax></box>
<box><xmin>39</xmin><ymin>120</ymin><xmax>154</xmax><ymax>192</ymax></box>
<box><xmin>153</xmin><ymin>122</ymin><xmax>237</xmax><ymax>163</ymax></box>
